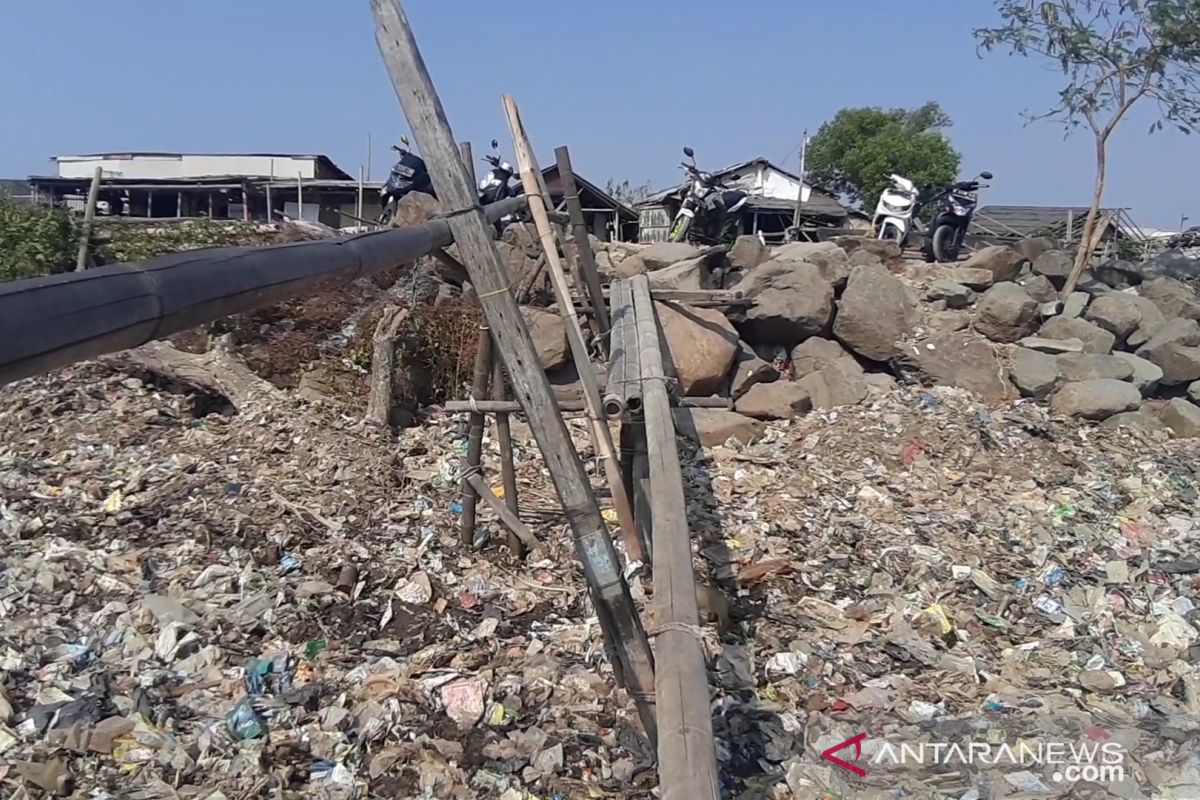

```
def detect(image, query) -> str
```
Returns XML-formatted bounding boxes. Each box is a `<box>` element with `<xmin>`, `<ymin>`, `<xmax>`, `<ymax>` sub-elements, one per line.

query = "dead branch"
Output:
<box><xmin>365</xmin><ymin>305</ymin><xmax>410</xmax><ymax>426</ymax></box>
<box><xmin>105</xmin><ymin>334</ymin><xmax>282</xmax><ymax>411</ymax></box>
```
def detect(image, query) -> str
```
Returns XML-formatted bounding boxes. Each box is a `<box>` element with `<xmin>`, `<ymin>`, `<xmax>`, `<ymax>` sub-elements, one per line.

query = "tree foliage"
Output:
<box><xmin>975</xmin><ymin>0</ymin><xmax>1200</xmax><ymax>294</ymax></box>
<box><xmin>806</xmin><ymin>103</ymin><xmax>962</xmax><ymax>212</ymax></box>
<box><xmin>0</xmin><ymin>195</ymin><xmax>77</xmax><ymax>281</ymax></box>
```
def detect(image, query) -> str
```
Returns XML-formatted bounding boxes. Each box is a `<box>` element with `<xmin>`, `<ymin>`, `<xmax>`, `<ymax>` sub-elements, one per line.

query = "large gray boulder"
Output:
<box><xmin>1014</xmin><ymin>237</ymin><xmax>1059</xmax><ymax>263</ymax></box>
<box><xmin>1055</xmin><ymin>353</ymin><xmax>1135</xmax><ymax>382</ymax></box>
<box><xmin>1140</xmin><ymin>277</ymin><xmax>1200</xmax><ymax>321</ymax></box>
<box><xmin>1126</xmin><ymin>296</ymin><xmax>1170</xmax><ymax>348</ymax></box>
<box><xmin>639</xmin><ymin>242</ymin><xmax>702</xmax><ymax>270</ymax></box>
<box><xmin>1019</xmin><ymin>274</ymin><xmax>1060</xmax><ymax>304</ymax></box>
<box><xmin>893</xmin><ymin>332</ymin><xmax>1012</xmax><ymax>401</ymax></box>
<box><xmin>1093</xmin><ymin>258</ymin><xmax>1142</xmax><ymax>289</ymax></box>
<box><xmin>647</xmin><ymin>256</ymin><xmax>712</xmax><ymax>291</ymax></box>
<box><xmin>673</xmin><ymin>408</ymin><xmax>763</xmax><ymax>447</ymax></box>
<box><xmin>734</xmin><ymin>381</ymin><xmax>813</xmax><ymax>420</ymax></box>
<box><xmin>962</xmin><ymin>245</ymin><xmax>1028</xmax><ymax>283</ymax></box>
<box><xmin>735</xmin><ymin>262</ymin><xmax>835</xmax><ymax>347</ymax></box>
<box><xmin>1010</xmin><ymin>348</ymin><xmax>1059</xmax><ymax>398</ymax></box>
<box><xmin>832</xmin><ymin>236</ymin><xmax>901</xmax><ymax>267</ymax></box>
<box><xmin>1051</xmin><ymin>379</ymin><xmax>1142</xmax><ymax>420</ymax></box>
<box><xmin>760</xmin><ymin>243</ymin><xmax>852</xmax><ymax>289</ymax></box>
<box><xmin>1111</xmin><ymin>352</ymin><xmax>1164</xmax><ymax>396</ymax></box>
<box><xmin>833</xmin><ymin>264</ymin><xmax>918</xmax><ymax>361</ymax></box>
<box><xmin>1141</xmin><ymin>250</ymin><xmax>1200</xmax><ymax>283</ymax></box>
<box><xmin>656</xmin><ymin>301</ymin><xmax>739</xmax><ymax>396</ymax></box>
<box><xmin>1135</xmin><ymin>318</ymin><xmax>1200</xmax><ymax>385</ymax></box>
<box><xmin>791</xmin><ymin>337</ymin><xmax>862</xmax><ymax>377</ymax></box>
<box><xmin>728</xmin><ymin>235</ymin><xmax>769</xmax><ymax>270</ymax></box>
<box><xmin>728</xmin><ymin>339</ymin><xmax>779</xmax><ymax>399</ymax></box>
<box><xmin>522</xmin><ymin>308</ymin><xmax>567</xmax><ymax>370</ymax></box>
<box><xmin>1102</xmin><ymin>409</ymin><xmax>1169</xmax><ymax>433</ymax></box>
<box><xmin>1039</xmin><ymin>316</ymin><xmax>1116</xmax><ymax>354</ymax></box>
<box><xmin>1084</xmin><ymin>294</ymin><xmax>1145</xmax><ymax>339</ymax></box>
<box><xmin>1033</xmin><ymin>250</ymin><xmax>1075</xmax><ymax>282</ymax></box>
<box><xmin>795</xmin><ymin>360</ymin><xmax>869</xmax><ymax>409</ymax></box>
<box><xmin>945</xmin><ymin>268</ymin><xmax>995</xmax><ymax>291</ymax></box>
<box><xmin>1159</xmin><ymin>398</ymin><xmax>1200</xmax><ymax>438</ymax></box>
<box><xmin>1190</xmin><ymin>380</ymin><xmax>1200</xmax><ymax>404</ymax></box>
<box><xmin>973</xmin><ymin>283</ymin><xmax>1039</xmax><ymax>343</ymax></box>
<box><xmin>927</xmin><ymin>310</ymin><xmax>971</xmax><ymax>332</ymax></box>
<box><xmin>927</xmin><ymin>280</ymin><xmax>975</xmax><ymax>309</ymax></box>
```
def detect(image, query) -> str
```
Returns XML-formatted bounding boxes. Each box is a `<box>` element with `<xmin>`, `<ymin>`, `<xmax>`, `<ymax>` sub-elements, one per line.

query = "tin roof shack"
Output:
<box><xmin>539</xmin><ymin>164</ymin><xmax>638</xmax><ymax>242</ymax></box>
<box><xmin>29</xmin><ymin>152</ymin><xmax>377</xmax><ymax>229</ymax></box>
<box><xmin>969</xmin><ymin>204</ymin><xmax>1151</xmax><ymax>261</ymax></box>
<box><xmin>635</xmin><ymin>156</ymin><xmax>851</xmax><ymax>244</ymax></box>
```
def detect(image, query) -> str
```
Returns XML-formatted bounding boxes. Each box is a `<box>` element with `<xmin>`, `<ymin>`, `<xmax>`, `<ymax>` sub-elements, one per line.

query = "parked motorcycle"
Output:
<box><xmin>922</xmin><ymin>171</ymin><xmax>993</xmax><ymax>263</ymax></box>
<box><xmin>378</xmin><ymin>135</ymin><xmax>435</xmax><ymax>226</ymax></box>
<box><xmin>478</xmin><ymin>139</ymin><xmax>525</xmax><ymax>233</ymax></box>
<box><xmin>872</xmin><ymin>174</ymin><xmax>921</xmax><ymax>247</ymax></box>
<box><xmin>667</xmin><ymin>147</ymin><xmax>750</xmax><ymax>245</ymax></box>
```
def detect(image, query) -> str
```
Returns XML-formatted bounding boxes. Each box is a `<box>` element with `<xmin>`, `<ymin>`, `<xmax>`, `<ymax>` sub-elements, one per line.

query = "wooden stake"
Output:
<box><xmin>460</xmin><ymin>326</ymin><xmax>493</xmax><ymax>546</ymax></box>
<box><xmin>370</xmin><ymin>0</ymin><xmax>655</xmax><ymax>740</ymax></box>
<box><xmin>492</xmin><ymin>357</ymin><xmax>522</xmax><ymax>556</ymax></box>
<box><xmin>365</xmin><ymin>305</ymin><xmax>409</xmax><ymax>426</ymax></box>
<box><xmin>502</xmin><ymin>94</ymin><xmax>645</xmax><ymax>566</ymax></box>
<box><xmin>630</xmin><ymin>274</ymin><xmax>719</xmax><ymax>800</ymax></box>
<box><xmin>75</xmin><ymin>166</ymin><xmax>102</xmax><ymax>271</ymax></box>
<box><xmin>466</xmin><ymin>473</ymin><xmax>537</xmax><ymax>550</ymax></box>
<box><xmin>554</xmin><ymin>146</ymin><xmax>610</xmax><ymax>352</ymax></box>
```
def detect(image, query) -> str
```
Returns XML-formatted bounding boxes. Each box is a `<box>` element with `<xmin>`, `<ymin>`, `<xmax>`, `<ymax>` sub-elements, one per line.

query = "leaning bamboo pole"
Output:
<box><xmin>501</xmin><ymin>94</ymin><xmax>647</xmax><ymax>566</ymax></box>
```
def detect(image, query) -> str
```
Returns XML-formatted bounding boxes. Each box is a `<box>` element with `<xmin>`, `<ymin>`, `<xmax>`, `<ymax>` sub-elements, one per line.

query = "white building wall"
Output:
<box><xmin>55</xmin><ymin>154</ymin><xmax>320</xmax><ymax>180</ymax></box>
<box><xmin>760</xmin><ymin>167</ymin><xmax>810</xmax><ymax>203</ymax></box>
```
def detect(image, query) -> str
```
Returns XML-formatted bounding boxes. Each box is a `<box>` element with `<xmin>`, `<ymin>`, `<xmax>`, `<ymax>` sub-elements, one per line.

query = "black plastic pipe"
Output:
<box><xmin>0</xmin><ymin>196</ymin><xmax>526</xmax><ymax>387</ymax></box>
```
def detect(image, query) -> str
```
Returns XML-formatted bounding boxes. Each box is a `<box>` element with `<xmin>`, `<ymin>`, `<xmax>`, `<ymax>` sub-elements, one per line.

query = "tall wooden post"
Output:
<box><xmin>370</xmin><ymin>0</ymin><xmax>655</xmax><ymax>739</ymax></box>
<box><xmin>554</xmin><ymin>146</ymin><xmax>610</xmax><ymax>354</ymax></box>
<box><xmin>75</xmin><ymin>166</ymin><xmax>103</xmax><ymax>272</ymax></box>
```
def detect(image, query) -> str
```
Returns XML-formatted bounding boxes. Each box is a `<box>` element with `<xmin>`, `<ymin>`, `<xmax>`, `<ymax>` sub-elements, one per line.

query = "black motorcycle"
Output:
<box><xmin>922</xmin><ymin>171</ymin><xmax>993</xmax><ymax>263</ymax></box>
<box><xmin>378</xmin><ymin>135</ymin><xmax>435</xmax><ymax>226</ymax></box>
<box><xmin>667</xmin><ymin>147</ymin><xmax>750</xmax><ymax>245</ymax></box>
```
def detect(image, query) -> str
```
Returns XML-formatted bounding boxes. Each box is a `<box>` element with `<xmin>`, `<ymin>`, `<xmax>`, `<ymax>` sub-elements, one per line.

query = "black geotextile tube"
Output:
<box><xmin>0</xmin><ymin>196</ymin><xmax>526</xmax><ymax>387</ymax></box>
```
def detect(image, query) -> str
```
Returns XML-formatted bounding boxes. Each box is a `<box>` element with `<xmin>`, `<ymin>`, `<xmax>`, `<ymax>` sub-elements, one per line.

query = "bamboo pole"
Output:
<box><xmin>460</xmin><ymin>326</ymin><xmax>493</xmax><ymax>546</ymax></box>
<box><xmin>370</xmin><ymin>0</ymin><xmax>655</xmax><ymax>741</ymax></box>
<box><xmin>466</xmin><ymin>473</ymin><xmax>537</xmax><ymax>550</ymax></box>
<box><xmin>630</xmin><ymin>273</ymin><xmax>720</xmax><ymax>800</ymax></box>
<box><xmin>75</xmin><ymin>166</ymin><xmax>103</xmax><ymax>271</ymax></box>
<box><xmin>492</xmin><ymin>357</ymin><xmax>522</xmax><ymax>556</ymax></box>
<box><xmin>502</xmin><ymin>94</ymin><xmax>646</xmax><ymax>566</ymax></box>
<box><xmin>554</xmin><ymin>146</ymin><xmax>610</xmax><ymax>354</ymax></box>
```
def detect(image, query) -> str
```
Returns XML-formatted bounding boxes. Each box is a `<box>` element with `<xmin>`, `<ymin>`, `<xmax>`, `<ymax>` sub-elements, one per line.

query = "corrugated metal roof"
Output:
<box><xmin>636</xmin><ymin>156</ymin><xmax>847</xmax><ymax>218</ymax></box>
<box><xmin>970</xmin><ymin>205</ymin><xmax>1144</xmax><ymax>240</ymax></box>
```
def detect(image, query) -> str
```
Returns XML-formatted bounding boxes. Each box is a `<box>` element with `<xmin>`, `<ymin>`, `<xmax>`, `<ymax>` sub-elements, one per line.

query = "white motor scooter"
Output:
<box><xmin>872</xmin><ymin>174</ymin><xmax>920</xmax><ymax>247</ymax></box>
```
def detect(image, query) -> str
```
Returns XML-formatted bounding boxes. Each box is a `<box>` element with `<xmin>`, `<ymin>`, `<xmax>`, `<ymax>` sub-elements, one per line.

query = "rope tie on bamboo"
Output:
<box><xmin>649</xmin><ymin>620</ymin><xmax>717</xmax><ymax>648</ymax></box>
<box><xmin>476</xmin><ymin>284</ymin><xmax>513</xmax><ymax>300</ymax></box>
<box><xmin>438</xmin><ymin>203</ymin><xmax>486</xmax><ymax>220</ymax></box>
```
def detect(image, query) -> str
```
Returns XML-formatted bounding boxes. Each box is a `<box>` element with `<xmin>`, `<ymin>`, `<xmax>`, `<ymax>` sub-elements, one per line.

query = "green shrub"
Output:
<box><xmin>0</xmin><ymin>196</ymin><xmax>77</xmax><ymax>281</ymax></box>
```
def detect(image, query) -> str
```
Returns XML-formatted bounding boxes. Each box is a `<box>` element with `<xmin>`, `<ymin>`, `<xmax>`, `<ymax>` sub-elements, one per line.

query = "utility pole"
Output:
<box><xmin>790</xmin><ymin>130</ymin><xmax>809</xmax><ymax>232</ymax></box>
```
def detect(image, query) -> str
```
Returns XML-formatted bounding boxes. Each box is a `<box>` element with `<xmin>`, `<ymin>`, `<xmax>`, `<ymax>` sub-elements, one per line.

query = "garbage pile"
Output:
<box><xmin>0</xmin><ymin>366</ymin><xmax>654</xmax><ymax>799</ymax></box>
<box><xmin>673</xmin><ymin>384</ymin><xmax>1200</xmax><ymax>797</ymax></box>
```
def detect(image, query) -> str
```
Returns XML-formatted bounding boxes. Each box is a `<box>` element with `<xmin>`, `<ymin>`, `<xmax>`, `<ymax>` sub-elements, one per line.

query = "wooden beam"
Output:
<box><xmin>554</xmin><ymin>146</ymin><xmax>610</xmax><ymax>352</ymax></box>
<box><xmin>460</xmin><ymin>326</ymin><xmax>493</xmax><ymax>546</ymax></box>
<box><xmin>630</xmin><ymin>274</ymin><xmax>720</xmax><ymax>800</ymax></box>
<box><xmin>441</xmin><ymin>396</ymin><xmax>730</xmax><ymax>414</ymax></box>
<box><xmin>369</xmin><ymin>0</ymin><xmax>656</xmax><ymax>741</ymax></box>
<box><xmin>75</xmin><ymin>166</ymin><xmax>103</xmax><ymax>271</ymax></box>
<box><xmin>466</xmin><ymin>473</ymin><xmax>538</xmax><ymax>550</ymax></box>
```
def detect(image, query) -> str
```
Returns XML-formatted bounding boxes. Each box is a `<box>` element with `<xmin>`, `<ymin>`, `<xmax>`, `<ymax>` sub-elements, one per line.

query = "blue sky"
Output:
<box><xmin>2</xmin><ymin>0</ymin><xmax>1194</xmax><ymax>228</ymax></box>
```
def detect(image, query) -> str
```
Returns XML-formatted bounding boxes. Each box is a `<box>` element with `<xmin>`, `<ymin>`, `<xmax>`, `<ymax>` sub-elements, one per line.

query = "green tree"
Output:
<box><xmin>975</xmin><ymin>0</ymin><xmax>1200</xmax><ymax>296</ymax></box>
<box><xmin>806</xmin><ymin>102</ymin><xmax>962</xmax><ymax>213</ymax></box>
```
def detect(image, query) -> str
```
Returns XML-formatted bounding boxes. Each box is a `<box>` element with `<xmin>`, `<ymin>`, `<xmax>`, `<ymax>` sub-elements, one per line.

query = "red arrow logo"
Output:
<box><xmin>821</xmin><ymin>732</ymin><xmax>867</xmax><ymax>776</ymax></box>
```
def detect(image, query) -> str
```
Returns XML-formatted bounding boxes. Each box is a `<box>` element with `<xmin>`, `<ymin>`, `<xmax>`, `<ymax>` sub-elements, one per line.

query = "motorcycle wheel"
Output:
<box><xmin>668</xmin><ymin>215</ymin><xmax>692</xmax><ymax>243</ymax></box>
<box><xmin>931</xmin><ymin>225</ymin><xmax>960</xmax><ymax>263</ymax></box>
<box><xmin>878</xmin><ymin>224</ymin><xmax>902</xmax><ymax>243</ymax></box>
<box><xmin>378</xmin><ymin>203</ymin><xmax>397</xmax><ymax>228</ymax></box>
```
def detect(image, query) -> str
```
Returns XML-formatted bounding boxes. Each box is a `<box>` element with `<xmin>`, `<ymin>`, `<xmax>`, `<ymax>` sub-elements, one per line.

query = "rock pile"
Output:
<box><xmin>594</xmin><ymin>237</ymin><xmax>1200</xmax><ymax>440</ymax></box>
